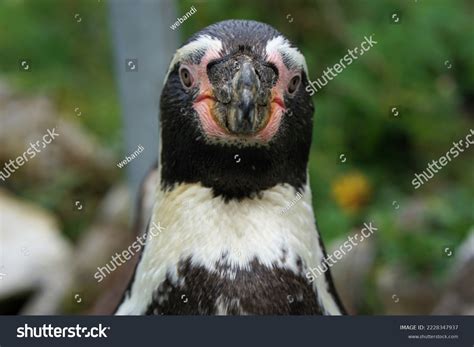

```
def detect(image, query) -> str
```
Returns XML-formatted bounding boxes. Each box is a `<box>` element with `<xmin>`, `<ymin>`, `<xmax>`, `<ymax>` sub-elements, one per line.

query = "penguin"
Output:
<box><xmin>116</xmin><ymin>19</ymin><xmax>346</xmax><ymax>315</ymax></box>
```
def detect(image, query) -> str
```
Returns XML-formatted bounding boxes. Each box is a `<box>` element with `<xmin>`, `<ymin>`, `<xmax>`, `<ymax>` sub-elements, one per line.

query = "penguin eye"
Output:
<box><xmin>287</xmin><ymin>75</ymin><xmax>301</xmax><ymax>94</ymax></box>
<box><xmin>179</xmin><ymin>66</ymin><xmax>194</xmax><ymax>88</ymax></box>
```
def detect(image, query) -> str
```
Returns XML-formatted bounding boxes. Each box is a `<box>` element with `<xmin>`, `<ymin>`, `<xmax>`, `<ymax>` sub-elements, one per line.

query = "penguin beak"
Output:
<box><xmin>207</xmin><ymin>55</ymin><xmax>274</xmax><ymax>137</ymax></box>
<box><xmin>226</xmin><ymin>60</ymin><xmax>261</xmax><ymax>134</ymax></box>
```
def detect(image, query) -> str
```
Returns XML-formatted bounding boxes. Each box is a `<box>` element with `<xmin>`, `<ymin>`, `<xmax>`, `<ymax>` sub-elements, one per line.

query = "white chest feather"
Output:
<box><xmin>116</xmin><ymin>180</ymin><xmax>341</xmax><ymax>315</ymax></box>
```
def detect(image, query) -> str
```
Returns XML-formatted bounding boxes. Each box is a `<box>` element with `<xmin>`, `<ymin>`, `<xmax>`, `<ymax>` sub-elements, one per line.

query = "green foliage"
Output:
<box><xmin>0</xmin><ymin>0</ymin><xmax>121</xmax><ymax>145</ymax></box>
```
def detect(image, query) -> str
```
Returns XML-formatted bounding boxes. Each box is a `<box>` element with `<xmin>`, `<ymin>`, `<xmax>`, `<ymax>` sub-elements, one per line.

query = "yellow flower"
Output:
<box><xmin>332</xmin><ymin>172</ymin><xmax>372</xmax><ymax>213</ymax></box>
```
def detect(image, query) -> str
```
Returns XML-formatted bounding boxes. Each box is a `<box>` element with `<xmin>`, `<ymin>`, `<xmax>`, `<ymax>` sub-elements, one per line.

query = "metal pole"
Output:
<box><xmin>108</xmin><ymin>0</ymin><xmax>179</xmax><ymax>208</ymax></box>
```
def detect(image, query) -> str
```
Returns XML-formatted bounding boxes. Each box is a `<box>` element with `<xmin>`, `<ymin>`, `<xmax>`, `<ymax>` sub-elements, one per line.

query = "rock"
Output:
<box><xmin>328</xmin><ymin>229</ymin><xmax>376</xmax><ymax>314</ymax></box>
<box><xmin>96</xmin><ymin>184</ymin><xmax>131</xmax><ymax>227</ymax></box>
<box><xmin>0</xmin><ymin>80</ymin><xmax>116</xmax><ymax>183</ymax></box>
<box><xmin>0</xmin><ymin>189</ymin><xmax>74</xmax><ymax>314</ymax></box>
<box><xmin>74</xmin><ymin>184</ymin><xmax>132</xmax><ymax>282</ymax></box>
<box><xmin>433</xmin><ymin>229</ymin><xmax>474</xmax><ymax>315</ymax></box>
<box><xmin>70</xmin><ymin>184</ymin><xmax>134</xmax><ymax>314</ymax></box>
<box><xmin>395</xmin><ymin>198</ymin><xmax>429</xmax><ymax>233</ymax></box>
<box><xmin>376</xmin><ymin>265</ymin><xmax>440</xmax><ymax>314</ymax></box>
<box><xmin>0</xmin><ymin>79</ymin><xmax>13</xmax><ymax>101</ymax></box>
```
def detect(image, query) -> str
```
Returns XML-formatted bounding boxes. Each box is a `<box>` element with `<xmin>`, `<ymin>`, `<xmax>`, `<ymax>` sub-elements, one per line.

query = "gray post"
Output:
<box><xmin>108</xmin><ymin>0</ymin><xmax>179</xmax><ymax>209</ymax></box>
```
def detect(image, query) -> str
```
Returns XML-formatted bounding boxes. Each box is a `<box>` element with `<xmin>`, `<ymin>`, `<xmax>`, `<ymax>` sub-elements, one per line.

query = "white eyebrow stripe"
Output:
<box><xmin>265</xmin><ymin>36</ymin><xmax>308</xmax><ymax>76</ymax></box>
<box><xmin>164</xmin><ymin>35</ymin><xmax>223</xmax><ymax>84</ymax></box>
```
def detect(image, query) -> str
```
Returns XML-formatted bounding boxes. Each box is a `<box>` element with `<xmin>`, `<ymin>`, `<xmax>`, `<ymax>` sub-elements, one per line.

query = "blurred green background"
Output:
<box><xmin>0</xmin><ymin>0</ymin><xmax>473</xmax><ymax>315</ymax></box>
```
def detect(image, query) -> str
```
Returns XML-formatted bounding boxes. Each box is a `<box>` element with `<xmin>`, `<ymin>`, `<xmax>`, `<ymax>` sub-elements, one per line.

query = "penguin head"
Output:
<box><xmin>160</xmin><ymin>20</ymin><xmax>314</xmax><ymax>200</ymax></box>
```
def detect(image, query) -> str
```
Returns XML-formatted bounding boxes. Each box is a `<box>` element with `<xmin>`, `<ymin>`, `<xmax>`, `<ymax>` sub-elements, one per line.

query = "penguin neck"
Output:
<box><xmin>158</xmin><ymin>135</ymin><xmax>310</xmax><ymax>202</ymax></box>
<box><xmin>147</xmin><ymin>176</ymin><xmax>320</xmax><ymax>270</ymax></box>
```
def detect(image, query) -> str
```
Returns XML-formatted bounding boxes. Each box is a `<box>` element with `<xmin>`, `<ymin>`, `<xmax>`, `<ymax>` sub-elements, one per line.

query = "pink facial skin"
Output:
<box><xmin>190</xmin><ymin>48</ymin><xmax>298</xmax><ymax>144</ymax></box>
<box><xmin>187</xmin><ymin>49</ymin><xmax>228</xmax><ymax>138</ymax></box>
